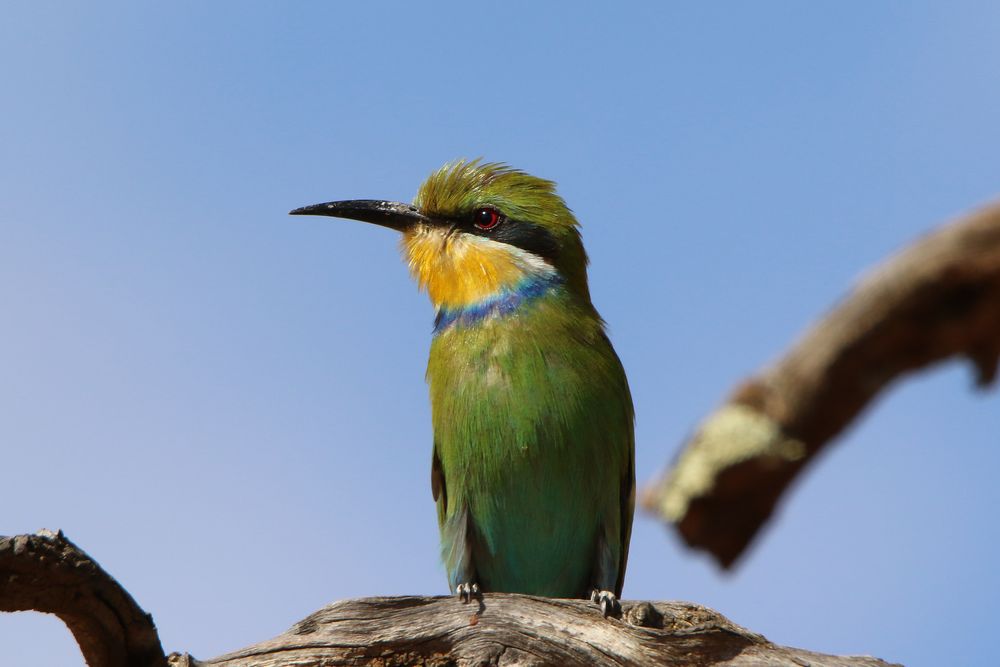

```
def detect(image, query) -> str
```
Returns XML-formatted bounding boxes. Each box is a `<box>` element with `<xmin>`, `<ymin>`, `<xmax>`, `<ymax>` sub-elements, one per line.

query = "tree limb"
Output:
<box><xmin>0</xmin><ymin>530</ymin><xmax>167</xmax><ymax>667</ymax></box>
<box><xmin>171</xmin><ymin>595</ymin><xmax>897</xmax><ymax>667</ymax></box>
<box><xmin>1</xmin><ymin>531</ymin><xmax>897</xmax><ymax>667</ymax></box>
<box><xmin>642</xmin><ymin>200</ymin><xmax>1000</xmax><ymax>567</ymax></box>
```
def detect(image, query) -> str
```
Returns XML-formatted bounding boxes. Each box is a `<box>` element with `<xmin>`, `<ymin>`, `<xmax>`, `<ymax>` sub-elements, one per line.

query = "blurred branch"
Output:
<box><xmin>1</xmin><ymin>531</ymin><xmax>897</xmax><ymax>667</ymax></box>
<box><xmin>642</xmin><ymin>200</ymin><xmax>1000</xmax><ymax>567</ymax></box>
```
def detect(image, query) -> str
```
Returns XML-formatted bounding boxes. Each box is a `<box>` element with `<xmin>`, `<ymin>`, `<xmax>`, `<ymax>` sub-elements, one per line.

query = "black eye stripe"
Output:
<box><xmin>433</xmin><ymin>212</ymin><xmax>560</xmax><ymax>261</ymax></box>
<box><xmin>470</xmin><ymin>217</ymin><xmax>559</xmax><ymax>261</ymax></box>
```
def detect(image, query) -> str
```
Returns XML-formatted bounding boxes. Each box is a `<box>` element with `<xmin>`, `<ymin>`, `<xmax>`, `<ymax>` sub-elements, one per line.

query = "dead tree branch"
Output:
<box><xmin>0</xmin><ymin>530</ymin><xmax>166</xmax><ymax>667</ymax></box>
<box><xmin>642</xmin><ymin>200</ymin><xmax>1000</xmax><ymax>567</ymax></box>
<box><xmin>171</xmin><ymin>595</ymin><xmax>896</xmax><ymax>667</ymax></box>
<box><xmin>1</xmin><ymin>531</ymin><xmax>896</xmax><ymax>667</ymax></box>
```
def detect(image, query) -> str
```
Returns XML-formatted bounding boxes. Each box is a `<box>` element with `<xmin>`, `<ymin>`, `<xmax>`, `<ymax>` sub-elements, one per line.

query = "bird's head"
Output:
<box><xmin>291</xmin><ymin>160</ymin><xmax>589</xmax><ymax>311</ymax></box>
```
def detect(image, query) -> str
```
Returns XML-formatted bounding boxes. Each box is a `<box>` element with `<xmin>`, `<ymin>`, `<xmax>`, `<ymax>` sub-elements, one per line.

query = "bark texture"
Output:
<box><xmin>642</xmin><ymin>200</ymin><xmax>1000</xmax><ymax>567</ymax></box>
<box><xmin>173</xmin><ymin>595</ymin><xmax>897</xmax><ymax>667</ymax></box>
<box><xmin>1</xmin><ymin>531</ymin><xmax>898</xmax><ymax>667</ymax></box>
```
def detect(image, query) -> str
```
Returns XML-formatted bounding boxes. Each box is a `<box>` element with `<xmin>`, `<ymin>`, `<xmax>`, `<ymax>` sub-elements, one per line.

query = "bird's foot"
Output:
<box><xmin>590</xmin><ymin>588</ymin><xmax>621</xmax><ymax>617</ymax></box>
<box><xmin>456</xmin><ymin>582</ymin><xmax>480</xmax><ymax>603</ymax></box>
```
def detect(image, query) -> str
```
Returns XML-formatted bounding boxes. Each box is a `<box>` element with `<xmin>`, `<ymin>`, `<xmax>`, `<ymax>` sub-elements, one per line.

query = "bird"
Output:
<box><xmin>291</xmin><ymin>160</ymin><xmax>634</xmax><ymax>614</ymax></box>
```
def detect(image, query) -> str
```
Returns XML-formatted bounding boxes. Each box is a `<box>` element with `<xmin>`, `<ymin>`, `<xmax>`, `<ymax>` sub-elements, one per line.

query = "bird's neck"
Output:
<box><xmin>401</xmin><ymin>226</ymin><xmax>570</xmax><ymax>332</ymax></box>
<box><xmin>433</xmin><ymin>270</ymin><xmax>564</xmax><ymax>333</ymax></box>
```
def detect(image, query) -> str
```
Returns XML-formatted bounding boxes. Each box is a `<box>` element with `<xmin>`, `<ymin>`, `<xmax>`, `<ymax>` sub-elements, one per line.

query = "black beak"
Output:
<box><xmin>289</xmin><ymin>199</ymin><xmax>430</xmax><ymax>232</ymax></box>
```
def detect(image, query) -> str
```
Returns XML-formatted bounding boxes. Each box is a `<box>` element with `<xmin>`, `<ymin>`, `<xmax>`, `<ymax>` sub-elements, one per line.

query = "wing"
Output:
<box><xmin>600</xmin><ymin>331</ymin><xmax>635</xmax><ymax>598</ymax></box>
<box><xmin>431</xmin><ymin>440</ymin><xmax>447</xmax><ymax>528</ymax></box>
<box><xmin>432</xmin><ymin>438</ymin><xmax>479</xmax><ymax>592</ymax></box>
<box><xmin>615</xmin><ymin>429</ymin><xmax>635</xmax><ymax>597</ymax></box>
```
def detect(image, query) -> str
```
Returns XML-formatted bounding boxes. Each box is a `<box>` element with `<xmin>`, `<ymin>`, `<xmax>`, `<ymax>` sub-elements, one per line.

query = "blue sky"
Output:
<box><xmin>2</xmin><ymin>3</ymin><xmax>999</xmax><ymax>665</ymax></box>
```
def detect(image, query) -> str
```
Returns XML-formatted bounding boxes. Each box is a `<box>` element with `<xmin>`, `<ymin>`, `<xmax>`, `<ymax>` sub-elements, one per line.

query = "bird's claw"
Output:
<box><xmin>590</xmin><ymin>589</ymin><xmax>620</xmax><ymax>617</ymax></box>
<box><xmin>456</xmin><ymin>582</ymin><xmax>480</xmax><ymax>603</ymax></box>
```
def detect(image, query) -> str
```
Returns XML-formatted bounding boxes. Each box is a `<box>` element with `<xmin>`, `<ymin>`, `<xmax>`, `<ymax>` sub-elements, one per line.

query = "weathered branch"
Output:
<box><xmin>642</xmin><ymin>200</ymin><xmax>1000</xmax><ymax>567</ymax></box>
<box><xmin>170</xmin><ymin>595</ymin><xmax>897</xmax><ymax>667</ymax></box>
<box><xmin>0</xmin><ymin>530</ymin><xmax>166</xmax><ymax>667</ymax></box>
<box><xmin>2</xmin><ymin>531</ymin><xmax>897</xmax><ymax>667</ymax></box>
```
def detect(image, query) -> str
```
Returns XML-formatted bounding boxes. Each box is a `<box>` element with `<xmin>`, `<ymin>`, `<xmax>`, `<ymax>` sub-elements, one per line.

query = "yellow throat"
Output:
<box><xmin>401</xmin><ymin>225</ymin><xmax>555</xmax><ymax>311</ymax></box>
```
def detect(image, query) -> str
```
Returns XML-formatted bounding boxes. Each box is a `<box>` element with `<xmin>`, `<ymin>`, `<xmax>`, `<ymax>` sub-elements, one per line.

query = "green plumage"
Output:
<box><xmin>429</xmin><ymin>289</ymin><xmax>634</xmax><ymax>597</ymax></box>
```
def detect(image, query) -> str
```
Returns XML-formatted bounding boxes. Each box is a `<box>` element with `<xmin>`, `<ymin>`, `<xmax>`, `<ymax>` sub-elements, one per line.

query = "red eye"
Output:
<box><xmin>473</xmin><ymin>207</ymin><xmax>503</xmax><ymax>231</ymax></box>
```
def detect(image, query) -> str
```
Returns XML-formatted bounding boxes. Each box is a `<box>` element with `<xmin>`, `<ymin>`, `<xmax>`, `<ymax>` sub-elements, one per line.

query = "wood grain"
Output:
<box><xmin>173</xmin><ymin>595</ymin><xmax>898</xmax><ymax>667</ymax></box>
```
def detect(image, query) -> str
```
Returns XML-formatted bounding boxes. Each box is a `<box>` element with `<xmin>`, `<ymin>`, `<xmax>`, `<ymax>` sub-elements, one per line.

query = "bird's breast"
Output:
<box><xmin>427</xmin><ymin>296</ymin><xmax>622</xmax><ymax>461</ymax></box>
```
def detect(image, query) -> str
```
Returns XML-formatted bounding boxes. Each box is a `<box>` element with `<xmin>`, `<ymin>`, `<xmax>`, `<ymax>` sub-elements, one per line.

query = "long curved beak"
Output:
<box><xmin>289</xmin><ymin>199</ymin><xmax>430</xmax><ymax>232</ymax></box>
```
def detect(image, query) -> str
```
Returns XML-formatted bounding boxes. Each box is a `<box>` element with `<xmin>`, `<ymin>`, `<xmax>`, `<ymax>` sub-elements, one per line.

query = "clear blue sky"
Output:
<box><xmin>2</xmin><ymin>3</ymin><xmax>998</xmax><ymax>665</ymax></box>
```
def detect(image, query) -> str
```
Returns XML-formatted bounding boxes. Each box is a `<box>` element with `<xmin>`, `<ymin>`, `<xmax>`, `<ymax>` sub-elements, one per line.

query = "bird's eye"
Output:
<box><xmin>472</xmin><ymin>207</ymin><xmax>503</xmax><ymax>231</ymax></box>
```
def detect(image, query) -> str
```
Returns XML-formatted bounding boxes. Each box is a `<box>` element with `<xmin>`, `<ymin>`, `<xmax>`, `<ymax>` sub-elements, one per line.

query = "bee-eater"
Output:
<box><xmin>291</xmin><ymin>160</ymin><xmax>634</xmax><ymax>613</ymax></box>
